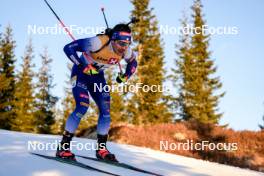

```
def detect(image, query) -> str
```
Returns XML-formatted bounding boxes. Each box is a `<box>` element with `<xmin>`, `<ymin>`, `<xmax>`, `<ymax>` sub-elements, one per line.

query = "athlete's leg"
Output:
<box><xmin>57</xmin><ymin>65</ymin><xmax>90</xmax><ymax>159</ymax></box>
<box><xmin>87</xmin><ymin>71</ymin><xmax>111</xmax><ymax>135</ymax></box>
<box><xmin>87</xmin><ymin>72</ymin><xmax>117</xmax><ymax>161</ymax></box>
<box><xmin>65</xmin><ymin>66</ymin><xmax>90</xmax><ymax>133</ymax></box>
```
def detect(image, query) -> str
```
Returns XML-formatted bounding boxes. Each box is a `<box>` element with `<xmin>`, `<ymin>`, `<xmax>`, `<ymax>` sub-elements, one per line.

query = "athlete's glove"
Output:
<box><xmin>116</xmin><ymin>73</ymin><xmax>128</xmax><ymax>83</ymax></box>
<box><xmin>83</xmin><ymin>64</ymin><xmax>99</xmax><ymax>75</ymax></box>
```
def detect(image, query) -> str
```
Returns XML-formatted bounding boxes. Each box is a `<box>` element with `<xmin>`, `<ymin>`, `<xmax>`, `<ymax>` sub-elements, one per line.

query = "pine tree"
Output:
<box><xmin>129</xmin><ymin>0</ymin><xmax>172</xmax><ymax>124</ymax></box>
<box><xmin>12</xmin><ymin>39</ymin><xmax>36</xmax><ymax>132</ymax></box>
<box><xmin>175</xmin><ymin>0</ymin><xmax>224</xmax><ymax>124</ymax></box>
<box><xmin>0</xmin><ymin>25</ymin><xmax>16</xmax><ymax>129</ymax></box>
<box><xmin>50</xmin><ymin>107</ymin><xmax>63</xmax><ymax>134</ymax></box>
<box><xmin>172</xmin><ymin>12</ymin><xmax>192</xmax><ymax>120</ymax></box>
<box><xmin>34</xmin><ymin>48</ymin><xmax>58</xmax><ymax>134</ymax></box>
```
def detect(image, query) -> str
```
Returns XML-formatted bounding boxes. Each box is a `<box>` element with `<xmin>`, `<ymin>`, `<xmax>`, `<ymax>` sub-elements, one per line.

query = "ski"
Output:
<box><xmin>30</xmin><ymin>153</ymin><xmax>119</xmax><ymax>176</ymax></box>
<box><xmin>76</xmin><ymin>155</ymin><xmax>163</xmax><ymax>176</ymax></box>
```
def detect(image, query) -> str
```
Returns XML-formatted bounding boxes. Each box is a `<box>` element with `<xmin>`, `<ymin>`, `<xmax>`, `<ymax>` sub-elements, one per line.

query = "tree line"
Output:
<box><xmin>0</xmin><ymin>0</ymin><xmax>233</xmax><ymax>134</ymax></box>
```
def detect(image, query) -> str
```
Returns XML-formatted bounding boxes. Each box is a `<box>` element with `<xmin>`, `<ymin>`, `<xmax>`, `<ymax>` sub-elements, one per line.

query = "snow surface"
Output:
<box><xmin>0</xmin><ymin>129</ymin><xmax>263</xmax><ymax>176</ymax></box>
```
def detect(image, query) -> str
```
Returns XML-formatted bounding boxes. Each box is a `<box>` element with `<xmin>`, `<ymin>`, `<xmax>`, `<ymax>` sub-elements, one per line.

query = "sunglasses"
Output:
<box><xmin>115</xmin><ymin>40</ymin><xmax>130</xmax><ymax>47</ymax></box>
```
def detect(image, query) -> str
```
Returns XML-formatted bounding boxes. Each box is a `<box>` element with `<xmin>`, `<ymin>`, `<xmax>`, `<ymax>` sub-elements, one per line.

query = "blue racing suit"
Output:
<box><xmin>63</xmin><ymin>35</ymin><xmax>137</xmax><ymax>135</ymax></box>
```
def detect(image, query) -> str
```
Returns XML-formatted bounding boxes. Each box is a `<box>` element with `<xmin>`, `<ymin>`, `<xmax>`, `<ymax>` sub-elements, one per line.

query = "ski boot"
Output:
<box><xmin>56</xmin><ymin>131</ymin><xmax>76</xmax><ymax>161</ymax></box>
<box><xmin>96</xmin><ymin>134</ymin><xmax>118</xmax><ymax>162</ymax></box>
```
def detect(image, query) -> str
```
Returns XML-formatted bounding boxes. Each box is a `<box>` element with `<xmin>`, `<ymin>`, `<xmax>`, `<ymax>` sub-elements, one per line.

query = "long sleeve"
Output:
<box><xmin>64</xmin><ymin>36</ymin><xmax>103</xmax><ymax>68</ymax></box>
<box><xmin>123</xmin><ymin>49</ymin><xmax>137</xmax><ymax>79</ymax></box>
<box><xmin>125</xmin><ymin>58</ymin><xmax>137</xmax><ymax>79</ymax></box>
<box><xmin>63</xmin><ymin>38</ymin><xmax>91</xmax><ymax>67</ymax></box>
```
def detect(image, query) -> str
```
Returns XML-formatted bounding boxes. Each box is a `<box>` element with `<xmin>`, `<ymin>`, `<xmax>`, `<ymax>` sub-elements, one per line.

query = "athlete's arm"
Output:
<box><xmin>123</xmin><ymin>47</ymin><xmax>137</xmax><ymax>79</ymax></box>
<box><xmin>63</xmin><ymin>37</ymin><xmax>101</xmax><ymax>67</ymax></box>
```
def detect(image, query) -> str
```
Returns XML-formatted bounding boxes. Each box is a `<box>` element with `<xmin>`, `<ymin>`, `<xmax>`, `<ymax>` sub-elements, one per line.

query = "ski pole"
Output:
<box><xmin>101</xmin><ymin>7</ymin><xmax>109</xmax><ymax>29</ymax></box>
<box><xmin>101</xmin><ymin>7</ymin><xmax>123</xmax><ymax>74</ymax></box>
<box><xmin>43</xmin><ymin>0</ymin><xmax>94</xmax><ymax>64</ymax></box>
<box><xmin>43</xmin><ymin>0</ymin><xmax>75</xmax><ymax>41</ymax></box>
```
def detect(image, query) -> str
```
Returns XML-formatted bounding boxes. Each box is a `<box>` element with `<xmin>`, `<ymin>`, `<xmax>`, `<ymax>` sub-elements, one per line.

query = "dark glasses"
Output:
<box><xmin>116</xmin><ymin>40</ymin><xmax>130</xmax><ymax>47</ymax></box>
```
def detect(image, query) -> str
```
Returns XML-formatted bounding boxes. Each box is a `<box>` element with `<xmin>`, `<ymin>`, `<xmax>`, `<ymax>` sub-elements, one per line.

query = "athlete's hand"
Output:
<box><xmin>83</xmin><ymin>64</ymin><xmax>99</xmax><ymax>75</ymax></box>
<box><xmin>116</xmin><ymin>72</ymin><xmax>128</xmax><ymax>83</ymax></box>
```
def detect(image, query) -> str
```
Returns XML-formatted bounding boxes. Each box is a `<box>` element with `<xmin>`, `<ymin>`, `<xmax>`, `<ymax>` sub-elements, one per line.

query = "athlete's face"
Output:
<box><xmin>112</xmin><ymin>40</ymin><xmax>130</xmax><ymax>56</ymax></box>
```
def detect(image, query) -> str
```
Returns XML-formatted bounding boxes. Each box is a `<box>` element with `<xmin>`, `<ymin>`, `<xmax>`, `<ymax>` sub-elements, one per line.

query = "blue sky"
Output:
<box><xmin>1</xmin><ymin>0</ymin><xmax>264</xmax><ymax>131</ymax></box>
